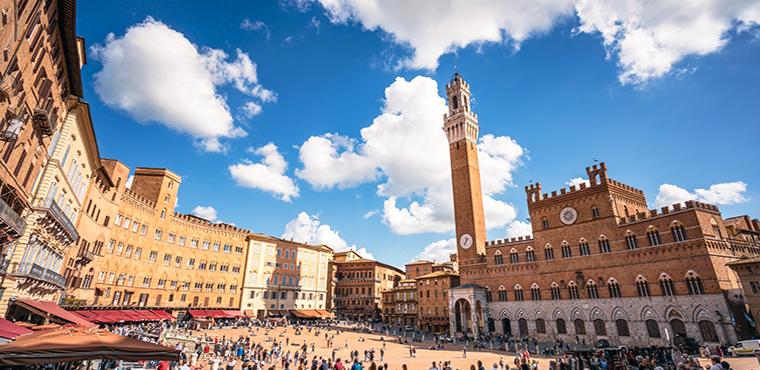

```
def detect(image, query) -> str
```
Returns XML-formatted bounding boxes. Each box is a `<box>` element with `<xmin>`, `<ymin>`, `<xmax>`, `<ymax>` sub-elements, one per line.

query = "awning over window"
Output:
<box><xmin>14</xmin><ymin>299</ymin><xmax>95</xmax><ymax>328</ymax></box>
<box><xmin>71</xmin><ymin>309</ymin><xmax>173</xmax><ymax>324</ymax></box>
<box><xmin>290</xmin><ymin>310</ymin><xmax>334</xmax><ymax>319</ymax></box>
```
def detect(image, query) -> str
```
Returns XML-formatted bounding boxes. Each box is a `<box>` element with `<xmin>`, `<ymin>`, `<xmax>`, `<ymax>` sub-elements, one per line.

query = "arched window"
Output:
<box><xmin>587</xmin><ymin>280</ymin><xmax>599</xmax><ymax>299</ymax></box>
<box><xmin>568</xmin><ymin>281</ymin><xmax>580</xmax><ymax>300</ymax></box>
<box><xmin>530</xmin><ymin>283</ymin><xmax>541</xmax><ymax>301</ymax></box>
<box><xmin>591</xmin><ymin>207</ymin><xmax>600</xmax><ymax>219</ymax></box>
<box><xmin>579</xmin><ymin>239</ymin><xmax>590</xmax><ymax>256</ymax></box>
<box><xmin>623</xmin><ymin>205</ymin><xmax>629</xmax><ymax>217</ymax></box>
<box><xmin>514</xmin><ymin>285</ymin><xmax>524</xmax><ymax>301</ymax></box>
<box><xmin>509</xmin><ymin>249</ymin><xmax>519</xmax><ymax>264</ymax></box>
<box><xmin>598</xmin><ymin>236</ymin><xmax>611</xmax><ymax>253</ymax></box>
<box><xmin>544</xmin><ymin>244</ymin><xmax>554</xmax><ymax>260</ymax></box>
<box><xmin>636</xmin><ymin>275</ymin><xmax>650</xmax><ymax>297</ymax></box>
<box><xmin>494</xmin><ymin>250</ymin><xmax>504</xmax><ymax>265</ymax></box>
<box><xmin>556</xmin><ymin>318</ymin><xmax>567</xmax><ymax>334</ymax></box>
<box><xmin>659</xmin><ymin>273</ymin><xmax>676</xmax><ymax>296</ymax></box>
<box><xmin>535</xmin><ymin>318</ymin><xmax>546</xmax><ymax>334</ymax></box>
<box><xmin>550</xmin><ymin>282</ymin><xmax>561</xmax><ymax>300</ymax></box>
<box><xmin>607</xmin><ymin>278</ymin><xmax>621</xmax><ymax>298</ymax></box>
<box><xmin>485</xmin><ymin>287</ymin><xmax>492</xmax><ymax>302</ymax></box>
<box><xmin>646</xmin><ymin>319</ymin><xmax>661</xmax><ymax>338</ymax></box>
<box><xmin>574</xmin><ymin>318</ymin><xmax>586</xmax><ymax>335</ymax></box>
<box><xmin>542</xmin><ymin>218</ymin><xmax>550</xmax><ymax>229</ymax></box>
<box><xmin>686</xmin><ymin>271</ymin><xmax>705</xmax><ymax>295</ymax></box>
<box><xmin>625</xmin><ymin>232</ymin><xmax>638</xmax><ymax>249</ymax></box>
<box><xmin>498</xmin><ymin>286</ymin><xmax>508</xmax><ymax>302</ymax></box>
<box><xmin>647</xmin><ymin>228</ymin><xmax>661</xmax><ymax>246</ymax></box>
<box><xmin>671</xmin><ymin>222</ymin><xmax>687</xmax><ymax>242</ymax></box>
<box><xmin>525</xmin><ymin>247</ymin><xmax>536</xmax><ymax>262</ymax></box>
<box><xmin>699</xmin><ymin>320</ymin><xmax>719</xmax><ymax>342</ymax></box>
<box><xmin>561</xmin><ymin>242</ymin><xmax>572</xmax><ymax>258</ymax></box>
<box><xmin>518</xmin><ymin>318</ymin><xmax>528</xmax><ymax>337</ymax></box>
<box><xmin>594</xmin><ymin>319</ymin><xmax>606</xmax><ymax>335</ymax></box>
<box><xmin>616</xmin><ymin>319</ymin><xmax>630</xmax><ymax>337</ymax></box>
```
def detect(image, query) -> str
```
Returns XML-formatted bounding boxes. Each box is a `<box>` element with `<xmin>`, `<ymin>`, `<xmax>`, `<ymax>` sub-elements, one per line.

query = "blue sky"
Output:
<box><xmin>78</xmin><ymin>1</ymin><xmax>760</xmax><ymax>267</ymax></box>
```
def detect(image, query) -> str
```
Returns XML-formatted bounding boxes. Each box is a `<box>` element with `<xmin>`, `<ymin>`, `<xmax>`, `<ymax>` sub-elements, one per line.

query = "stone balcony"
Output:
<box><xmin>0</xmin><ymin>196</ymin><xmax>26</xmax><ymax>238</ymax></box>
<box><xmin>35</xmin><ymin>198</ymin><xmax>78</xmax><ymax>243</ymax></box>
<box><xmin>13</xmin><ymin>261</ymin><xmax>66</xmax><ymax>288</ymax></box>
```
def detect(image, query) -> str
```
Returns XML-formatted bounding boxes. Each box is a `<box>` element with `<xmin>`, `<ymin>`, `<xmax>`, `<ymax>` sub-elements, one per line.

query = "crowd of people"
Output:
<box><xmin>84</xmin><ymin>317</ymin><xmax>743</xmax><ymax>370</ymax></box>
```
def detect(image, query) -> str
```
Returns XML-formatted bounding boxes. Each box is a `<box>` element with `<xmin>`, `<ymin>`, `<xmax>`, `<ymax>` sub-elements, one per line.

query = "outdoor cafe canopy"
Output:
<box><xmin>0</xmin><ymin>325</ymin><xmax>180</xmax><ymax>365</ymax></box>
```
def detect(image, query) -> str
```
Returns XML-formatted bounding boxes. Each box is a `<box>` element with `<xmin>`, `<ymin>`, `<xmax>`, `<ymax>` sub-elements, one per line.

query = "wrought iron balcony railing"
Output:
<box><xmin>0</xmin><ymin>196</ymin><xmax>25</xmax><ymax>237</ymax></box>
<box><xmin>14</xmin><ymin>262</ymin><xmax>66</xmax><ymax>288</ymax></box>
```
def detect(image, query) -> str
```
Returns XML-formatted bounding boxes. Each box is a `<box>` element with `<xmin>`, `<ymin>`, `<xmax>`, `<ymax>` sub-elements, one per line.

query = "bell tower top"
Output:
<box><xmin>443</xmin><ymin>73</ymin><xmax>479</xmax><ymax>144</ymax></box>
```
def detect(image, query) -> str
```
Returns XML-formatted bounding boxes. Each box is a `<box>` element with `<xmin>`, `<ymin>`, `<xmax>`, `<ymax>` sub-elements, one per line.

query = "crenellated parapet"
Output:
<box><xmin>486</xmin><ymin>235</ymin><xmax>534</xmax><ymax>247</ymax></box>
<box><xmin>617</xmin><ymin>200</ymin><xmax>721</xmax><ymax>225</ymax></box>
<box><xmin>171</xmin><ymin>211</ymin><xmax>250</xmax><ymax>235</ymax></box>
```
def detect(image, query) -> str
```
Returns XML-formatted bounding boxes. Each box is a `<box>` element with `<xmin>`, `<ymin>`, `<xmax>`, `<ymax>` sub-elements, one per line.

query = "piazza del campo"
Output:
<box><xmin>0</xmin><ymin>0</ymin><xmax>757</xmax><ymax>369</ymax></box>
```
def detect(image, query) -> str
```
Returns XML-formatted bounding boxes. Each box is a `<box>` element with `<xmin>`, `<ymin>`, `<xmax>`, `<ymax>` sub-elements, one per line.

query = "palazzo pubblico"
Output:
<box><xmin>443</xmin><ymin>73</ymin><xmax>759</xmax><ymax>347</ymax></box>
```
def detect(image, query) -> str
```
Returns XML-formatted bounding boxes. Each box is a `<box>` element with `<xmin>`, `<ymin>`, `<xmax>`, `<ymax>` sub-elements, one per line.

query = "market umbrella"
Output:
<box><xmin>0</xmin><ymin>325</ymin><xmax>180</xmax><ymax>365</ymax></box>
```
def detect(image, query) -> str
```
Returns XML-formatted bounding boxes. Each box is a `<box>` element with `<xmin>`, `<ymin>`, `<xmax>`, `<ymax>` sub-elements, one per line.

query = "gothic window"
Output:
<box><xmin>587</xmin><ymin>280</ymin><xmax>599</xmax><ymax>299</ymax></box>
<box><xmin>541</xmin><ymin>218</ymin><xmax>550</xmax><ymax>229</ymax></box>
<box><xmin>568</xmin><ymin>282</ymin><xmax>580</xmax><ymax>300</ymax></box>
<box><xmin>535</xmin><ymin>318</ymin><xmax>546</xmax><ymax>334</ymax></box>
<box><xmin>494</xmin><ymin>250</ymin><xmax>504</xmax><ymax>265</ymax></box>
<box><xmin>616</xmin><ymin>319</ymin><xmax>630</xmax><ymax>337</ymax></box>
<box><xmin>550</xmin><ymin>282</ymin><xmax>561</xmax><ymax>300</ymax></box>
<box><xmin>509</xmin><ymin>249</ymin><xmax>519</xmax><ymax>264</ymax></box>
<box><xmin>525</xmin><ymin>247</ymin><xmax>536</xmax><ymax>262</ymax></box>
<box><xmin>485</xmin><ymin>287</ymin><xmax>492</xmax><ymax>302</ymax></box>
<box><xmin>598</xmin><ymin>236</ymin><xmax>611</xmax><ymax>253</ymax></box>
<box><xmin>646</xmin><ymin>319</ymin><xmax>661</xmax><ymax>338</ymax></box>
<box><xmin>625</xmin><ymin>232</ymin><xmax>638</xmax><ymax>249</ymax></box>
<box><xmin>561</xmin><ymin>242</ymin><xmax>572</xmax><ymax>258</ymax></box>
<box><xmin>556</xmin><ymin>319</ymin><xmax>567</xmax><ymax>334</ymax></box>
<box><xmin>592</xmin><ymin>207</ymin><xmax>600</xmax><ymax>219</ymax></box>
<box><xmin>579</xmin><ymin>239</ymin><xmax>590</xmax><ymax>256</ymax></box>
<box><xmin>514</xmin><ymin>285</ymin><xmax>524</xmax><ymax>301</ymax></box>
<box><xmin>624</xmin><ymin>205</ymin><xmax>630</xmax><ymax>217</ymax></box>
<box><xmin>711</xmin><ymin>219</ymin><xmax>722</xmax><ymax>239</ymax></box>
<box><xmin>530</xmin><ymin>284</ymin><xmax>541</xmax><ymax>301</ymax></box>
<box><xmin>574</xmin><ymin>319</ymin><xmax>586</xmax><ymax>335</ymax></box>
<box><xmin>659</xmin><ymin>273</ymin><xmax>676</xmax><ymax>296</ymax></box>
<box><xmin>636</xmin><ymin>275</ymin><xmax>650</xmax><ymax>297</ymax></box>
<box><xmin>647</xmin><ymin>228</ymin><xmax>661</xmax><ymax>246</ymax></box>
<box><xmin>671</xmin><ymin>223</ymin><xmax>687</xmax><ymax>242</ymax></box>
<box><xmin>594</xmin><ymin>319</ymin><xmax>606</xmax><ymax>336</ymax></box>
<box><xmin>607</xmin><ymin>278</ymin><xmax>621</xmax><ymax>298</ymax></box>
<box><xmin>544</xmin><ymin>244</ymin><xmax>554</xmax><ymax>260</ymax></box>
<box><xmin>498</xmin><ymin>286</ymin><xmax>508</xmax><ymax>301</ymax></box>
<box><xmin>698</xmin><ymin>320</ymin><xmax>719</xmax><ymax>342</ymax></box>
<box><xmin>686</xmin><ymin>271</ymin><xmax>705</xmax><ymax>295</ymax></box>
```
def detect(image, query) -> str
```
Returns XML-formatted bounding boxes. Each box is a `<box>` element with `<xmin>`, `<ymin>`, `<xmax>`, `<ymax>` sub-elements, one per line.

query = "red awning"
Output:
<box><xmin>187</xmin><ymin>309</ymin><xmax>208</xmax><ymax>318</ymax></box>
<box><xmin>0</xmin><ymin>319</ymin><xmax>32</xmax><ymax>340</ymax></box>
<box><xmin>224</xmin><ymin>310</ymin><xmax>243</xmax><ymax>317</ymax></box>
<box><xmin>151</xmin><ymin>310</ymin><xmax>173</xmax><ymax>320</ymax></box>
<box><xmin>72</xmin><ymin>310</ymin><xmax>173</xmax><ymax>323</ymax></box>
<box><xmin>15</xmin><ymin>299</ymin><xmax>95</xmax><ymax>328</ymax></box>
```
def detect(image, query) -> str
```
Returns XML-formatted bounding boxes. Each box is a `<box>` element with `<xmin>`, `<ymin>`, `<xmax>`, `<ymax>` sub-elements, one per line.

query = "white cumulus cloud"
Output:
<box><xmin>565</xmin><ymin>177</ymin><xmax>590</xmax><ymax>188</ymax></box>
<box><xmin>229</xmin><ymin>143</ymin><xmax>300</xmax><ymax>202</ymax></box>
<box><xmin>317</xmin><ymin>0</ymin><xmax>574</xmax><ymax>70</ymax></box>
<box><xmin>191</xmin><ymin>205</ymin><xmax>218</xmax><ymax>221</ymax></box>
<box><xmin>311</xmin><ymin>0</ymin><xmax>760</xmax><ymax>84</ymax></box>
<box><xmin>297</xmin><ymin>76</ymin><xmax>526</xmax><ymax>235</ymax></box>
<box><xmin>505</xmin><ymin>220</ymin><xmax>533</xmax><ymax>238</ymax></box>
<box><xmin>414</xmin><ymin>238</ymin><xmax>456</xmax><ymax>263</ymax></box>
<box><xmin>575</xmin><ymin>0</ymin><xmax>760</xmax><ymax>84</ymax></box>
<box><xmin>654</xmin><ymin>181</ymin><xmax>749</xmax><ymax>208</ymax></box>
<box><xmin>92</xmin><ymin>17</ymin><xmax>274</xmax><ymax>152</ymax></box>
<box><xmin>282</xmin><ymin>212</ymin><xmax>374</xmax><ymax>259</ymax></box>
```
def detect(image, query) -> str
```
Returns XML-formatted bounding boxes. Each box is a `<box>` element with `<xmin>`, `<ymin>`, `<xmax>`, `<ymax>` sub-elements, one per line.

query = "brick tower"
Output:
<box><xmin>444</xmin><ymin>73</ymin><xmax>486</xmax><ymax>266</ymax></box>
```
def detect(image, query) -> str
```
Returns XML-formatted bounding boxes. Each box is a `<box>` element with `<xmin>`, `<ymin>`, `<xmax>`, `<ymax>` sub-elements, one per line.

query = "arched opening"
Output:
<box><xmin>475</xmin><ymin>300</ymin><xmax>484</xmax><ymax>333</ymax></box>
<box><xmin>670</xmin><ymin>319</ymin><xmax>687</xmax><ymax>338</ymax></box>
<box><xmin>454</xmin><ymin>298</ymin><xmax>472</xmax><ymax>334</ymax></box>
<box><xmin>699</xmin><ymin>320</ymin><xmax>719</xmax><ymax>342</ymax></box>
<box><xmin>535</xmin><ymin>318</ymin><xmax>546</xmax><ymax>334</ymax></box>
<box><xmin>487</xmin><ymin>318</ymin><xmax>495</xmax><ymax>332</ymax></box>
<box><xmin>518</xmin><ymin>318</ymin><xmax>528</xmax><ymax>337</ymax></box>
<box><xmin>594</xmin><ymin>319</ymin><xmax>607</xmax><ymax>336</ymax></box>
<box><xmin>574</xmin><ymin>318</ymin><xmax>586</xmax><ymax>335</ymax></box>
<box><xmin>502</xmin><ymin>318</ymin><xmax>511</xmax><ymax>336</ymax></box>
<box><xmin>646</xmin><ymin>319</ymin><xmax>661</xmax><ymax>338</ymax></box>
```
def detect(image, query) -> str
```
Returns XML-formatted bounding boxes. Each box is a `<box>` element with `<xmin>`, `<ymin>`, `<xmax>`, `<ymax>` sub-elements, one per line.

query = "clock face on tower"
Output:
<box><xmin>459</xmin><ymin>233</ymin><xmax>473</xmax><ymax>249</ymax></box>
<box><xmin>560</xmin><ymin>207</ymin><xmax>578</xmax><ymax>225</ymax></box>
